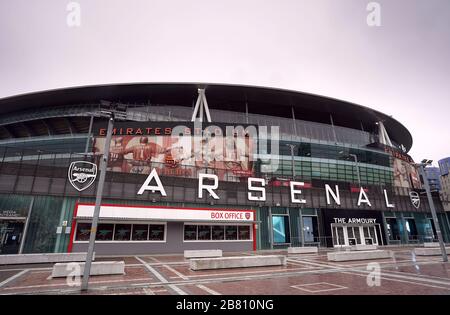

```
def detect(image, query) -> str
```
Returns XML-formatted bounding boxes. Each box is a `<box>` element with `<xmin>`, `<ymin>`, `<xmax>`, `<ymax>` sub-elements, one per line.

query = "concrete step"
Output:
<box><xmin>287</xmin><ymin>247</ymin><xmax>318</xmax><ymax>254</ymax></box>
<box><xmin>327</xmin><ymin>250</ymin><xmax>392</xmax><ymax>262</ymax></box>
<box><xmin>190</xmin><ymin>255</ymin><xmax>286</xmax><ymax>270</ymax></box>
<box><xmin>51</xmin><ymin>261</ymin><xmax>125</xmax><ymax>278</ymax></box>
<box><xmin>184</xmin><ymin>249</ymin><xmax>223</xmax><ymax>258</ymax></box>
<box><xmin>352</xmin><ymin>245</ymin><xmax>378</xmax><ymax>251</ymax></box>
<box><xmin>0</xmin><ymin>252</ymin><xmax>94</xmax><ymax>265</ymax></box>
<box><xmin>414</xmin><ymin>247</ymin><xmax>450</xmax><ymax>256</ymax></box>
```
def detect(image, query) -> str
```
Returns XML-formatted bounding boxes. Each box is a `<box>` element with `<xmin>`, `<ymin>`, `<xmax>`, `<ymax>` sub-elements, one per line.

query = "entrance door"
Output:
<box><xmin>362</xmin><ymin>226</ymin><xmax>379</xmax><ymax>245</ymax></box>
<box><xmin>332</xmin><ymin>225</ymin><xmax>346</xmax><ymax>246</ymax></box>
<box><xmin>0</xmin><ymin>221</ymin><xmax>24</xmax><ymax>255</ymax></box>
<box><xmin>331</xmin><ymin>224</ymin><xmax>380</xmax><ymax>247</ymax></box>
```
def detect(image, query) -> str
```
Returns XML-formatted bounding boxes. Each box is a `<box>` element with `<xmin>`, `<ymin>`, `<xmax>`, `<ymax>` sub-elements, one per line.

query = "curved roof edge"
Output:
<box><xmin>0</xmin><ymin>82</ymin><xmax>413</xmax><ymax>152</ymax></box>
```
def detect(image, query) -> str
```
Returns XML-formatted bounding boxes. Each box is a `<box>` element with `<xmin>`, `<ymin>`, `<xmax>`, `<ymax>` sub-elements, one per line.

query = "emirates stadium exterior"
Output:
<box><xmin>0</xmin><ymin>83</ymin><xmax>449</xmax><ymax>255</ymax></box>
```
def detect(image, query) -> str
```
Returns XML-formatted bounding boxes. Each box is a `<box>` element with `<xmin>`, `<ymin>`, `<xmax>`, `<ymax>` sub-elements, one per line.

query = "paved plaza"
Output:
<box><xmin>1</xmin><ymin>248</ymin><xmax>450</xmax><ymax>295</ymax></box>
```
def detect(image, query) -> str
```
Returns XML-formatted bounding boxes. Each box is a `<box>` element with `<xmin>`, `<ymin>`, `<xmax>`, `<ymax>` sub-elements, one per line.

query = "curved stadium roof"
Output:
<box><xmin>0</xmin><ymin>83</ymin><xmax>413</xmax><ymax>151</ymax></box>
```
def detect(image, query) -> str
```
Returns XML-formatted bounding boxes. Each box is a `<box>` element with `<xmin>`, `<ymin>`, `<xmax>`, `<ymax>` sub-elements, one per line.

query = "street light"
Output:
<box><xmin>81</xmin><ymin>102</ymin><xmax>127</xmax><ymax>291</ymax></box>
<box><xmin>286</xmin><ymin>144</ymin><xmax>297</xmax><ymax>179</ymax></box>
<box><xmin>416</xmin><ymin>159</ymin><xmax>448</xmax><ymax>262</ymax></box>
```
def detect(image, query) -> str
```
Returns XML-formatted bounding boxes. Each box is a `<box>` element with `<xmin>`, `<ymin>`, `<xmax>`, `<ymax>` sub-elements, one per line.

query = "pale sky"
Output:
<box><xmin>0</xmin><ymin>0</ymin><xmax>449</xmax><ymax>165</ymax></box>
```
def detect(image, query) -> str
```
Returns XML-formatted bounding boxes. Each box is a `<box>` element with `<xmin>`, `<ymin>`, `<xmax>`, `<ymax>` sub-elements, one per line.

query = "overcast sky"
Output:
<box><xmin>0</xmin><ymin>0</ymin><xmax>449</xmax><ymax>165</ymax></box>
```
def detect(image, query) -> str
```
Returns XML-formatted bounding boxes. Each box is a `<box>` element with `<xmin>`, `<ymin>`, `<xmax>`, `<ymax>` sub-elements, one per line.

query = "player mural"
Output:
<box><xmin>393</xmin><ymin>158</ymin><xmax>421</xmax><ymax>189</ymax></box>
<box><xmin>93</xmin><ymin>122</ymin><xmax>256</xmax><ymax>182</ymax></box>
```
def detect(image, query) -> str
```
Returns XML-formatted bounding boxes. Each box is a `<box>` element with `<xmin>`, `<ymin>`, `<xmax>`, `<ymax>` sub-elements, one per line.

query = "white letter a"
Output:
<box><xmin>137</xmin><ymin>168</ymin><xmax>167</xmax><ymax>196</ymax></box>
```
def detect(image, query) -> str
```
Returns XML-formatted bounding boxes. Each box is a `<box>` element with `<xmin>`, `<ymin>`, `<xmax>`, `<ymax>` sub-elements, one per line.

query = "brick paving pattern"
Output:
<box><xmin>0</xmin><ymin>247</ymin><xmax>449</xmax><ymax>295</ymax></box>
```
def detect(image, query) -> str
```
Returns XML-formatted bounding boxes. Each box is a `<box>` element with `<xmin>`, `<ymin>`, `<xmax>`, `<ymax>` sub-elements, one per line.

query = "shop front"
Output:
<box><xmin>321</xmin><ymin>209</ymin><xmax>386</xmax><ymax>248</ymax></box>
<box><xmin>69</xmin><ymin>203</ymin><xmax>256</xmax><ymax>255</ymax></box>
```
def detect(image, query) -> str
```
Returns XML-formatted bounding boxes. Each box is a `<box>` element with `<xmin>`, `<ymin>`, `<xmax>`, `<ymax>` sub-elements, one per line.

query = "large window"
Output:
<box><xmin>272</xmin><ymin>215</ymin><xmax>290</xmax><ymax>244</ymax></box>
<box><xmin>238</xmin><ymin>226</ymin><xmax>251</xmax><ymax>240</ymax></box>
<box><xmin>132</xmin><ymin>224</ymin><xmax>149</xmax><ymax>241</ymax></box>
<box><xmin>198</xmin><ymin>225</ymin><xmax>212</xmax><ymax>240</ymax></box>
<box><xmin>75</xmin><ymin>222</ymin><xmax>165</xmax><ymax>242</ymax></box>
<box><xmin>184</xmin><ymin>224</ymin><xmax>252</xmax><ymax>241</ymax></box>
<box><xmin>184</xmin><ymin>225</ymin><xmax>197</xmax><ymax>240</ymax></box>
<box><xmin>114</xmin><ymin>224</ymin><xmax>131</xmax><ymax>241</ymax></box>
<box><xmin>96</xmin><ymin>224</ymin><xmax>114</xmax><ymax>241</ymax></box>
<box><xmin>212</xmin><ymin>225</ymin><xmax>225</xmax><ymax>240</ymax></box>
<box><xmin>75</xmin><ymin>223</ymin><xmax>91</xmax><ymax>241</ymax></box>
<box><xmin>149</xmin><ymin>225</ymin><xmax>165</xmax><ymax>241</ymax></box>
<box><xmin>225</xmin><ymin>226</ymin><xmax>238</xmax><ymax>240</ymax></box>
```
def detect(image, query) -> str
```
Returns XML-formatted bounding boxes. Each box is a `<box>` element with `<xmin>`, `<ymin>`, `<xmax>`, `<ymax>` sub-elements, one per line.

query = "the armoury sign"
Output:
<box><xmin>68</xmin><ymin>161</ymin><xmax>97</xmax><ymax>191</ymax></box>
<box><xmin>333</xmin><ymin>218</ymin><xmax>377</xmax><ymax>224</ymax></box>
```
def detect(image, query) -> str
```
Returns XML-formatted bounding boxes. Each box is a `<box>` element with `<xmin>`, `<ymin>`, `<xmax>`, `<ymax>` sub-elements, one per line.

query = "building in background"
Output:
<box><xmin>0</xmin><ymin>83</ymin><xmax>449</xmax><ymax>255</ymax></box>
<box><xmin>424</xmin><ymin>167</ymin><xmax>442</xmax><ymax>191</ymax></box>
<box><xmin>439</xmin><ymin>157</ymin><xmax>450</xmax><ymax>212</ymax></box>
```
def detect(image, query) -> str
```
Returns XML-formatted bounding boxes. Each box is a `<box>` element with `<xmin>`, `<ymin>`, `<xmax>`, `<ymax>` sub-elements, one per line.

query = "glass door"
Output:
<box><xmin>0</xmin><ymin>221</ymin><xmax>24</xmax><ymax>255</ymax></box>
<box><xmin>332</xmin><ymin>225</ymin><xmax>346</xmax><ymax>246</ymax></box>
<box><xmin>362</xmin><ymin>225</ymin><xmax>379</xmax><ymax>245</ymax></box>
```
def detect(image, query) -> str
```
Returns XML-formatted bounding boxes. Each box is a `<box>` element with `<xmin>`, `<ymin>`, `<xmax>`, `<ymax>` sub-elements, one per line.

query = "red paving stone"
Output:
<box><xmin>193</xmin><ymin>270</ymin><xmax>450</xmax><ymax>295</ymax></box>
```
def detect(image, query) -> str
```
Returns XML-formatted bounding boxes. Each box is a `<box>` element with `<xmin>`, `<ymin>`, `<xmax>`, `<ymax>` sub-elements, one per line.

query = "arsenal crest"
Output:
<box><xmin>68</xmin><ymin>161</ymin><xmax>97</xmax><ymax>191</ymax></box>
<box><xmin>409</xmin><ymin>191</ymin><xmax>420</xmax><ymax>209</ymax></box>
<box><xmin>245</xmin><ymin>212</ymin><xmax>251</xmax><ymax>220</ymax></box>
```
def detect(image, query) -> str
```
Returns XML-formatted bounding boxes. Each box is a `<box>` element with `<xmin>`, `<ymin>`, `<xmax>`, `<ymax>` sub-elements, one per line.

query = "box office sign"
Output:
<box><xmin>75</xmin><ymin>204</ymin><xmax>255</xmax><ymax>222</ymax></box>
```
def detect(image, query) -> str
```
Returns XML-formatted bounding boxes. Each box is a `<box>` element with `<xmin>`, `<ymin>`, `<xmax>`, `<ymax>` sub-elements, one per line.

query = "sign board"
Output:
<box><xmin>75</xmin><ymin>204</ymin><xmax>255</xmax><ymax>222</ymax></box>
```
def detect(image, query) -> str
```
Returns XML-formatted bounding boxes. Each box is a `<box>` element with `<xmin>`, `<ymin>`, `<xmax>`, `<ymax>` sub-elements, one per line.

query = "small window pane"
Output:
<box><xmin>96</xmin><ymin>224</ymin><xmax>114</xmax><ymax>241</ymax></box>
<box><xmin>184</xmin><ymin>225</ymin><xmax>197</xmax><ymax>240</ymax></box>
<box><xmin>114</xmin><ymin>224</ymin><xmax>131</xmax><ymax>241</ymax></box>
<box><xmin>212</xmin><ymin>226</ymin><xmax>225</xmax><ymax>240</ymax></box>
<box><xmin>149</xmin><ymin>225</ymin><xmax>165</xmax><ymax>241</ymax></box>
<box><xmin>132</xmin><ymin>224</ymin><xmax>149</xmax><ymax>241</ymax></box>
<box><xmin>198</xmin><ymin>225</ymin><xmax>211</xmax><ymax>240</ymax></box>
<box><xmin>225</xmin><ymin>226</ymin><xmax>238</xmax><ymax>240</ymax></box>
<box><xmin>238</xmin><ymin>226</ymin><xmax>251</xmax><ymax>240</ymax></box>
<box><xmin>75</xmin><ymin>223</ymin><xmax>91</xmax><ymax>241</ymax></box>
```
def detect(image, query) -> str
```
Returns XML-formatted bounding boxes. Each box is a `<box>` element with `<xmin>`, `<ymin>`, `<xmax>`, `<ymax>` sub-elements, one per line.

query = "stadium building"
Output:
<box><xmin>0</xmin><ymin>83</ymin><xmax>449</xmax><ymax>255</ymax></box>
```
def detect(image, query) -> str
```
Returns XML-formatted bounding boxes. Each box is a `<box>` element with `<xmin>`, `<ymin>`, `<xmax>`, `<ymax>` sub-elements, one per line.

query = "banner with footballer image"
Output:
<box><xmin>92</xmin><ymin>122</ymin><xmax>256</xmax><ymax>182</ymax></box>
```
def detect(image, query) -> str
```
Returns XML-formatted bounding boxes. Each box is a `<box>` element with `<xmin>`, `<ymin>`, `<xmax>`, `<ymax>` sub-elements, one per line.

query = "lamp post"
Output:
<box><xmin>286</xmin><ymin>144</ymin><xmax>297</xmax><ymax>179</ymax></box>
<box><xmin>81</xmin><ymin>102</ymin><xmax>127</xmax><ymax>291</ymax></box>
<box><xmin>349</xmin><ymin>153</ymin><xmax>361</xmax><ymax>187</ymax></box>
<box><xmin>416</xmin><ymin>159</ymin><xmax>448</xmax><ymax>262</ymax></box>
<box><xmin>339</xmin><ymin>151</ymin><xmax>361</xmax><ymax>187</ymax></box>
